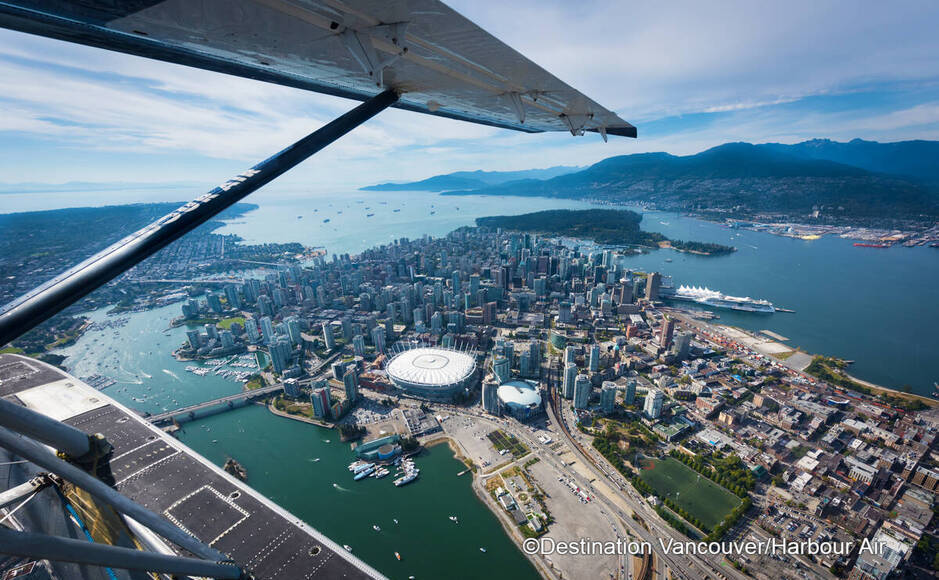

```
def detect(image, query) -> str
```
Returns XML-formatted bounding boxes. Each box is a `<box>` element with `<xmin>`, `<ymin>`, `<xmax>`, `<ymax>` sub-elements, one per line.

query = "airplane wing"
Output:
<box><xmin>0</xmin><ymin>0</ymin><xmax>636</xmax><ymax>138</ymax></box>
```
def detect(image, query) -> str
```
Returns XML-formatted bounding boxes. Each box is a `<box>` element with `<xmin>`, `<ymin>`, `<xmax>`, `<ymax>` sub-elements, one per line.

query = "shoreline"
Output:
<box><xmin>686</xmin><ymin>316</ymin><xmax>939</xmax><ymax>408</ymax></box>
<box><xmin>426</xmin><ymin>433</ymin><xmax>557</xmax><ymax>580</ymax></box>
<box><xmin>267</xmin><ymin>401</ymin><xmax>335</xmax><ymax>429</ymax></box>
<box><xmin>841</xmin><ymin>370</ymin><xmax>938</xmax><ymax>408</ymax></box>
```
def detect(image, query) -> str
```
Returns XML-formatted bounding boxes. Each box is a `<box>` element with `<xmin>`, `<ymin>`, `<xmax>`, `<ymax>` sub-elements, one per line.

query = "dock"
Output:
<box><xmin>760</xmin><ymin>330</ymin><xmax>790</xmax><ymax>341</ymax></box>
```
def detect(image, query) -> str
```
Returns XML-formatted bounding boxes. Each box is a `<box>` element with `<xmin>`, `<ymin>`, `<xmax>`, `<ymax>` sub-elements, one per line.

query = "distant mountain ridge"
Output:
<box><xmin>377</xmin><ymin>139</ymin><xmax>938</xmax><ymax>224</ymax></box>
<box><xmin>760</xmin><ymin>138</ymin><xmax>939</xmax><ymax>184</ymax></box>
<box><xmin>360</xmin><ymin>165</ymin><xmax>581</xmax><ymax>191</ymax></box>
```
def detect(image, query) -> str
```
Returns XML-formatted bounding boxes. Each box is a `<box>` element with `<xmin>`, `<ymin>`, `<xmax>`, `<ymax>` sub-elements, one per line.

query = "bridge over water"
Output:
<box><xmin>147</xmin><ymin>384</ymin><xmax>282</xmax><ymax>424</ymax></box>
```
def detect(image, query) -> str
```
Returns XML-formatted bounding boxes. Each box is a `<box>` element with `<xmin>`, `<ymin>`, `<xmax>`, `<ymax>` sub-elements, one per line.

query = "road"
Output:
<box><xmin>540</xmin><ymin>360</ymin><xmax>748</xmax><ymax>580</ymax></box>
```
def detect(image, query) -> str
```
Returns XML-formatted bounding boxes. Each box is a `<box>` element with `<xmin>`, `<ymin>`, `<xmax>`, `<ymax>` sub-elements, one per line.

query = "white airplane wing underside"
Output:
<box><xmin>0</xmin><ymin>0</ymin><xmax>636</xmax><ymax>137</ymax></box>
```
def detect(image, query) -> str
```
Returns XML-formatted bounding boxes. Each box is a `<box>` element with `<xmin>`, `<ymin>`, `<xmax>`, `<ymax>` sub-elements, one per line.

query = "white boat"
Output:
<box><xmin>343</xmin><ymin>545</ymin><xmax>352</xmax><ymax>552</ymax></box>
<box><xmin>480</xmin><ymin>547</ymin><xmax>487</xmax><ymax>553</ymax></box>
<box><xmin>394</xmin><ymin>471</ymin><xmax>418</xmax><ymax>487</ymax></box>
<box><xmin>373</xmin><ymin>468</ymin><xmax>390</xmax><ymax>479</ymax></box>
<box><xmin>354</xmin><ymin>466</ymin><xmax>375</xmax><ymax>481</ymax></box>
<box><xmin>372</xmin><ymin>525</ymin><xmax>381</xmax><ymax>532</ymax></box>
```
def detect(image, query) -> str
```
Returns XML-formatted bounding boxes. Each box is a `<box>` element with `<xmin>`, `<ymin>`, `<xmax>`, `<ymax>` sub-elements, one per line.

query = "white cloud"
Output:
<box><xmin>0</xmin><ymin>0</ymin><xmax>937</xmax><ymax>188</ymax></box>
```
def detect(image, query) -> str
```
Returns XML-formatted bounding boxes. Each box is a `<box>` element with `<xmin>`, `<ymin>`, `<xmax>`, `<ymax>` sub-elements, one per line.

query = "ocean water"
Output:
<box><xmin>611</xmin><ymin>209</ymin><xmax>938</xmax><ymax>396</ymax></box>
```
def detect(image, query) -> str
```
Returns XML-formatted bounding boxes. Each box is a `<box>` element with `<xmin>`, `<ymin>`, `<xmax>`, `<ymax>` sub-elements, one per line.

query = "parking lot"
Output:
<box><xmin>441</xmin><ymin>414</ymin><xmax>506</xmax><ymax>470</ymax></box>
<box><xmin>527</xmin><ymin>458</ymin><xmax>624</xmax><ymax>580</ymax></box>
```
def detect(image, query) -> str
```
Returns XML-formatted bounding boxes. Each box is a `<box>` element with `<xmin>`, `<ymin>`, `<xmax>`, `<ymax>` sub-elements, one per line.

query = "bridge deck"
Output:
<box><xmin>147</xmin><ymin>385</ymin><xmax>282</xmax><ymax>423</ymax></box>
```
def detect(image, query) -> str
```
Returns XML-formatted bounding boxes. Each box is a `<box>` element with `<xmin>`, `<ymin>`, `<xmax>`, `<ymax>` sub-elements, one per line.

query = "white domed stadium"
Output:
<box><xmin>385</xmin><ymin>347</ymin><xmax>477</xmax><ymax>400</ymax></box>
<box><xmin>497</xmin><ymin>380</ymin><xmax>543</xmax><ymax>420</ymax></box>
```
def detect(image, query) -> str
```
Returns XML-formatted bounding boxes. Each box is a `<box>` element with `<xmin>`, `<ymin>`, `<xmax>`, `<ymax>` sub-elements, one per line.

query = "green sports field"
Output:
<box><xmin>639</xmin><ymin>457</ymin><xmax>742</xmax><ymax>530</ymax></box>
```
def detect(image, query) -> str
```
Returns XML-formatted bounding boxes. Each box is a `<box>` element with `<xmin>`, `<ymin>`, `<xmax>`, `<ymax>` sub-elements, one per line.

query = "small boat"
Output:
<box><xmin>322</xmin><ymin>218</ymin><xmax>330</xmax><ymax>223</ymax></box>
<box><xmin>313</xmin><ymin>458</ymin><xmax>320</xmax><ymax>462</ymax></box>
<box><xmin>354</xmin><ymin>466</ymin><xmax>375</xmax><ymax>481</ymax></box>
<box><xmin>366</xmin><ymin>213</ymin><xmax>375</xmax><ymax>217</ymax></box>
<box><xmin>372</xmin><ymin>525</ymin><xmax>381</xmax><ymax>532</ymax></box>
<box><xmin>394</xmin><ymin>552</ymin><xmax>401</xmax><ymax>561</ymax></box>
<box><xmin>343</xmin><ymin>545</ymin><xmax>352</xmax><ymax>552</ymax></box>
<box><xmin>480</xmin><ymin>547</ymin><xmax>487</xmax><ymax>553</ymax></box>
<box><xmin>393</xmin><ymin>209</ymin><xmax>400</xmax><ymax>212</ymax></box>
<box><xmin>448</xmin><ymin>516</ymin><xmax>458</xmax><ymax>523</ymax></box>
<box><xmin>393</xmin><ymin>518</ymin><xmax>399</xmax><ymax>524</ymax></box>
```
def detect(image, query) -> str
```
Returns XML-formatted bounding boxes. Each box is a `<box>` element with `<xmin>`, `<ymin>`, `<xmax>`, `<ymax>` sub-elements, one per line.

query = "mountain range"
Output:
<box><xmin>363</xmin><ymin>139</ymin><xmax>939</xmax><ymax>223</ymax></box>
<box><xmin>360</xmin><ymin>166</ymin><xmax>581</xmax><ymax>191</ymax></box>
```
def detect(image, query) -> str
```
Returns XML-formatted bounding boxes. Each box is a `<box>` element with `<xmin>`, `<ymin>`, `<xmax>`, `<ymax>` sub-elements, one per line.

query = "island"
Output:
<box><xmin>475</xmin><ymin>208</ymin><xmax>735</xmax><ymax>255</ymax></box>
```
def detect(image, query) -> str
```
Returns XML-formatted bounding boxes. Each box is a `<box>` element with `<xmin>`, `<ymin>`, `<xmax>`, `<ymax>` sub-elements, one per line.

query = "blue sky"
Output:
<box><xmin>0</xmin><ymin>0</ymin><xmax>937</xmax><ymax>194</ymax></box>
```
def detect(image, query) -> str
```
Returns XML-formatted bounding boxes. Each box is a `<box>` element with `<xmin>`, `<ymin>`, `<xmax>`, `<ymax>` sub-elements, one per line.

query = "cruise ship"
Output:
<box><xmin>667</xmin><ymin>285</ymin><xmax>775</xmax><ymax>313</ymax></box>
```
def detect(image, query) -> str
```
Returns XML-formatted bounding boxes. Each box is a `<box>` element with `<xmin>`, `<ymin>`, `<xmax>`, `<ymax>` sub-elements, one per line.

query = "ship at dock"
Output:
<box><xmin>665</xmin><ymin>285</ymin><xmax>775</xmax><ymax>313</ymax></box>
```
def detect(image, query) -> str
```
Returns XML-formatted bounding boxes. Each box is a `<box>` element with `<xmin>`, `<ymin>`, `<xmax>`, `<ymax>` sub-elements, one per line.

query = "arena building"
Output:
<box><xmin>497</xmin><ymin>380</ymin><xmax>544</xmax><ymax>420</ymax></box>
<box><xmin>385</xmin><ymin>346</ymin><xmax>477</xmax><ymax>400</ymax></box>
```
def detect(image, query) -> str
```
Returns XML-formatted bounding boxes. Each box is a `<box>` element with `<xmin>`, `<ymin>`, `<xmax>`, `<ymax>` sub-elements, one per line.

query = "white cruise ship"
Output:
<box><xmin>670</xmin><ymin>285</ymin><xmax>775</xmax><ymax>313</ymax></box>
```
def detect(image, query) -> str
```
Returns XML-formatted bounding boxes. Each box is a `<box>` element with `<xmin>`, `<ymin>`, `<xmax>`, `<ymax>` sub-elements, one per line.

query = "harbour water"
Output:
<box><xmin>176</xmin><ymin>407</ymin><xmax>537</xmax><ymax>580</ymax></box>
<box><xmin>611</xmin><ymin>209</ymin><xmax>938</xmax><ymax>396</ymax></box>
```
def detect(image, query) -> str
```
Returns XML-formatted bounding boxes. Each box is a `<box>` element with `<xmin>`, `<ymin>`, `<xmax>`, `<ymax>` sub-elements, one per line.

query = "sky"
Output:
<box><xmin>0</xmin><ymin>0</ymin><xmax>937</xmax><ymax>195</ymax></box>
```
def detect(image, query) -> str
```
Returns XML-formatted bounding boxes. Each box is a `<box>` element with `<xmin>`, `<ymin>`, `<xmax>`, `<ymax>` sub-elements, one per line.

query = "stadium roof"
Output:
<box><xmin>497</xmin><ymin>380</ymin><xmax>541</xmax><ymax>407</ymax></box>
<box><xmin>386</xmin><ymin>347</ymin><xmax>475</xmax><ymax>387</ymax></box>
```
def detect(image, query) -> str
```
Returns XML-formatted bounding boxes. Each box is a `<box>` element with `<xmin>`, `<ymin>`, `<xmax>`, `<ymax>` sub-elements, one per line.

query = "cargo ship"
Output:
<box><xmin>666</xmin><ymin>285</ymin><xmax>775</xmax><ymax>313</ymax></box>
<box><xmin>853</xmin><ymin>242</ymin><xmax>890</xmax><ymax>248</ymax></box>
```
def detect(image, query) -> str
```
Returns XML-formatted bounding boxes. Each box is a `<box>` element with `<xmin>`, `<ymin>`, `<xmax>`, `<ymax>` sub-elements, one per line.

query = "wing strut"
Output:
<box><xmin>0</xmin><ymin>90</ymin><xmax>399</xmax><ymax>347</ymax></box>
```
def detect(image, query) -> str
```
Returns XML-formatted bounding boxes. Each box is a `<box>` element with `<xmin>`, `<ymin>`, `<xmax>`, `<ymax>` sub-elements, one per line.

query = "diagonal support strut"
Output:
<box><xmin>0</xmin><ymin>89</ymin><xmax>399</xmax><ymax>347</ymax></box>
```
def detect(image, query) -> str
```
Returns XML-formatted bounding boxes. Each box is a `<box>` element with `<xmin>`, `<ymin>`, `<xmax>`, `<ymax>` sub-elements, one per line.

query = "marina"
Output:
<box><xmin>349</xmin><ymin>458</ymin><xmax>420</xmax><ymax>486</ymax></box>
